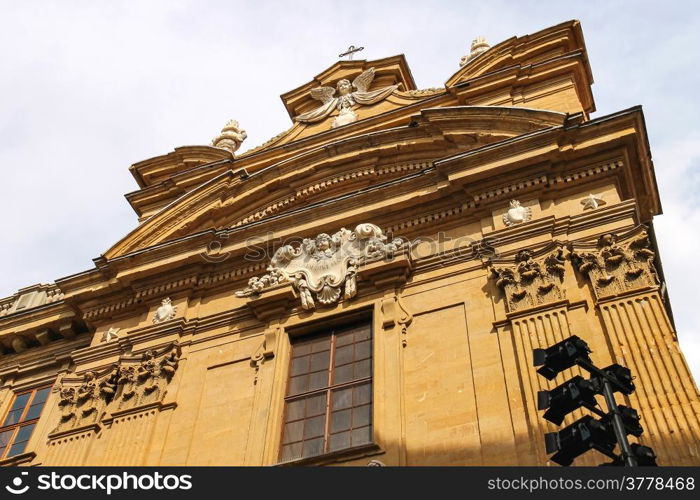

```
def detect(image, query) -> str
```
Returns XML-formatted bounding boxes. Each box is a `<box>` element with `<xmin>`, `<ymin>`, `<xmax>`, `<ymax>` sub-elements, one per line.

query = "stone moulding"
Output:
<box><xmin>571</xmin><ymin>226</ymin><xmax>658</xmax><ymax>301</ymax></box>
<box><xmin>489</xmin><ymin>243</ymin><xmax>567</xmax><ymax>314</ymax></box>
<box><xmin>236</xmin><ymin>223</ymin><xmax>404</xmax><ymax>311</ymax></box>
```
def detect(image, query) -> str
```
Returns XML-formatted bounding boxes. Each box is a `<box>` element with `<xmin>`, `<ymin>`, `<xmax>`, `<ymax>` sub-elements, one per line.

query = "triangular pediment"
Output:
<box><xmin>280</xmin><ymin>55</ymin><xmax>417</xmax><ymax>120</ymax></box>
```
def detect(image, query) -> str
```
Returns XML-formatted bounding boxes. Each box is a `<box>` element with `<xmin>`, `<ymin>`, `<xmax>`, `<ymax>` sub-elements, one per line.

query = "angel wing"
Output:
<box><xmin>310</xmin><ymin>86</ymin><xmax>336</xmax><ymax>104</ymax></box>
<box><xmin>352</xmin><ymin>67</ymin><xmax>376</xmax><ymax>93</ymax></box>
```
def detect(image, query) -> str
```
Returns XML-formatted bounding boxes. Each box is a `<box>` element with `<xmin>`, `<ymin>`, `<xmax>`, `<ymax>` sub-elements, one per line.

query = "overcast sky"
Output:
<box><xmin>2</xmin><ymin>1</ymin><xmax>699</xmax><ymax>381</ymax></box>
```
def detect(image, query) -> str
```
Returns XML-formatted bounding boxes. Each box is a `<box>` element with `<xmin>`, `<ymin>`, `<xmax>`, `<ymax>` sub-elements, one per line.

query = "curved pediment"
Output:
<box><xmin>104</xmin><ymin>106</ymin><xmax>567</xmax><ymax>259</ymax></box>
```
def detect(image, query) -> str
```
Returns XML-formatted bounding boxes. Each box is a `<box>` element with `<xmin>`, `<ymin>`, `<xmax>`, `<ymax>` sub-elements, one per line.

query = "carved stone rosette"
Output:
<box><xmin>571</xmin><ymin>228</ymin><xmax>658</xmax><ymax>300</ymax></box>
<box><xmin>236</xmin><ymin>223</ymin><xmax>404</xmax><ymax>310</ymax></box>
<box><xmin>53</xmin><ymin>366</ymin><xmax>119</xmax><ymax>433</ymax></box>
<box><xmin>116</xmin><ymin>344</ymin><xmax>180</xmax><ymax>410</ymax></box>
<box><xmin>490</xmin><ymin>245</ymin><xmax>567</xmax><ymax>313</ymax></box>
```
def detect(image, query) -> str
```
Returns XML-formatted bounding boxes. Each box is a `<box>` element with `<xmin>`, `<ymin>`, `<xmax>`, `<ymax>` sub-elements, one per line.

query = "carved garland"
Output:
<box><xmin>236</xmin><ymin>223</ymin><xmax>404</xmax><ymax>310</ymax></box>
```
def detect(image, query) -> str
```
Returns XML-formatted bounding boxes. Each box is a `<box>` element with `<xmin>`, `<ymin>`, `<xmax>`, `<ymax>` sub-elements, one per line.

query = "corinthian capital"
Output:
<box><xmin>489</xmin><ymin>244</ymin><xmax>567</xmax><ymax>314</ymax></box>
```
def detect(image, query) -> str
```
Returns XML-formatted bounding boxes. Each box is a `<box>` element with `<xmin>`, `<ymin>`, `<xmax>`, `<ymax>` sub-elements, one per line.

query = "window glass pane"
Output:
<box><xmin>331</xmin><ymin>409</ymin><xmax>351</xmax><ymax>433</ymax></box>
<box><xmin>302</xmin><ymin>437</ymin><xmax>324</xmax><ymax>458</ymax></box>
<box><xmin>353</xmin><ymin>383</ymin><xmax>371</xmax><ymax>406</ymax></box>
<box><xmin>8</xmin><ymin>393</ymin><xmax>30</xmax><ymax>413</ymax></box>
<box><xmin>310</xmin><ymin>351</ymin><xmax>329</xmax><ymax>372</ymax></box>
<box><xmin>287</xmin><ymin>375</ymin><xmax>308</xmax><ymax>396</ymax></box>
<box><xmin>285</xmin><ymin>399</ymin><xmax>305</xmax><ymax>422</ymax></box>
<box><xmin>334</xmin><ymin>345</ymin><xmax>353</xmax><ymax>367</ymax></box>
<box><xmin>23</xmin><ymin>404</ymin><xmax>44</xmax><ymax>422</ymax></box>
<box><xmin>354</xmin><ymin>325</ymin><xmax>371</xmax><ymax>342</ymax></box>
<box><xmin>308</xmin><ymin>371</ymin><xmax>328</xmax><ymax>392</ymax></box>
<box><xmin>290</xmin><ymin>356</ymin><xmax>309</xmax><ymax>376</ymax></box>
<box><xmin>332</xmin><ymin>388</ymin><xmax>352</xmax><ymax>410</ymax></box>
<box><xmin>334</xmin><ymin>364</ymin><xmax>353</xmax><ymax>385</ymax></box>
<box><xmin>2</xmin><ymin>409</ymin><xmax>23</xmax><ymax>427</ymax></box>
<box><xmin>0</xmin><ymin>429</ymin><xmax>14</xmax><ymax>454</ymax></box>
<box><xmin>304</xmin><ymin>415</ymin><xmax>325</xmax><ymax>439</ymax></box>
<box><xmin>32</xmin><ymin>388</ymin><xmax>51</xmax><ymax>405</ymax></box>
<box><xmin>355</xmin><ymin>340</ymin><xmax>371</xmax><ymax>361</ymax></box>
<box><xmin>354</xmin><ymin>359</ymin><xmax>371</xmax><ymax>380</ymax></box>
<box><xmin>7</xmin><ymin>424</ymin><xmax>35</xmax><ymax>457</ymax></box>
<box><xmin>335</xmin><ymin>330</ymin><xmax>354</xmax><ymax>347</ymax></box>
<box><xmin>305</xmin><ymin>394</ymin><xmax>326</xmax><ymax>417</ymax></box>
<box><xmin>329</xmin><ymin>431</ymin><xmax>351</xmax><ymax>451</ymax></box>
<box><xmin>280</xmin><ymin>442</ymin><xmax>303</xmax><ymax>462</ymax></box>
<box><xmin>292</xmin><ymin>342</ymin><xmax>312</xmax><ymax>357</ymax></box>
<box><xmin>2</xmin><ymin>393</ymin><xmax>30</xmax><ymax>426</ymax></box>
<box><xmin>282</xmin><ymin>421</ymin><xmax>304</xmax><ymax>444</ymax></box>
<box><xmin>351</xmin><ymin>426</ymin><xmax>371</xmax><ymax>447</ymax></box>
<box><xmin>352</xmin><ymin>405</ymin><xmax>371</xmax><ymax>428</ymax></box>
<box><xmin>311</xmin><ymin>337</ymin><xmax>330</xmax><ymax>353</ymax></box>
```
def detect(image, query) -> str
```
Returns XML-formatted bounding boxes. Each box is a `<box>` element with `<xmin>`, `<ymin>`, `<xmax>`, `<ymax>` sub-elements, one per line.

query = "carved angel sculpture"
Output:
<box><xmin>294</xmin><ymin>68</ymin><xmax>401</xmax><ymax>128</ymax></box>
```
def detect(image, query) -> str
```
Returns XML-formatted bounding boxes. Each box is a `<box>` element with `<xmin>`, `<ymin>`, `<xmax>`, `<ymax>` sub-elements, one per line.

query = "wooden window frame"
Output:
<box><xmin>279</xmin><ymin>314</ymin><xmax>374</xmax><ymax>463</ymax></box>
<box><xmin>0</xmin><ymin>385</ymin><xmax>52</xmax><ymax>460</ymax></box>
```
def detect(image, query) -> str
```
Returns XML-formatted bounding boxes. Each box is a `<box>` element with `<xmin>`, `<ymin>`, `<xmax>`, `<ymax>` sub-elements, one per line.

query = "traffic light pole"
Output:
<box><xmin>601</xmin><ymin>378</ymin><xmax>638</xmax><ymax>467</ymax></box>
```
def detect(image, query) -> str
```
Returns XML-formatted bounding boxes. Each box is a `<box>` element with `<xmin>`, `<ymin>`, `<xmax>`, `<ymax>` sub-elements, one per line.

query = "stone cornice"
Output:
<box><xmin>7</xmin><ymin>106</ymin><xmax>656</xmax><ymax>335</ymax></box>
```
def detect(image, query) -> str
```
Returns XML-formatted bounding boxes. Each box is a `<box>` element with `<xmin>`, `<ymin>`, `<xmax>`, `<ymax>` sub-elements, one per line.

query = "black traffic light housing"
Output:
<box><xmin>537</xmin><ymin>375</ymin><xmax>599</xmax><ymax>425</ymax></box>
<box><xmin>545</xmin><ymin>415</ymin><xmax>616</xmax><ymax>466</ymax></box>
<box><xmin>533</xmin><ymin>335</ymin><xmax>591</xmax><ymax>380</ymax></box>
<box><xmin>534</xmin><ymin>334</ymin><xmax>656</xmax><ymax>466</ymax></box>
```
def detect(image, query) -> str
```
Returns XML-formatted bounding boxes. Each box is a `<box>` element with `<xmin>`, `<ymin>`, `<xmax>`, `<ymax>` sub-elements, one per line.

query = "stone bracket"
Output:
<box><xmin>247</xmin><ymin>283</ymin><xmax>297</xmax><ymax>322</ymax></box>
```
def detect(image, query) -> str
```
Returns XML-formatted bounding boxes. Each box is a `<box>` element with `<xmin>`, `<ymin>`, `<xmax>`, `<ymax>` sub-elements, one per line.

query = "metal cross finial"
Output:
<box><xmin>339</xmin><ymin>45</ymin><xmax>364</xmax><ymax>60</ymax></box>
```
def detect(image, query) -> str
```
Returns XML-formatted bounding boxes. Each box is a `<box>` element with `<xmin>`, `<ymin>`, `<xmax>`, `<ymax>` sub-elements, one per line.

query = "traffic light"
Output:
<box><xmin>631</xmin><ymin>444</ymin><xmax>658</xmax><ymax>466</ymax></box>
<box><xmin>544</xmin><ymin>415</ymin><xmax>616</xmax><ymax>466</ymax></box>
<box><xmin>533</xmin><ymin>335</ymin><xmax>591</xmax><ymax>380</ymax></box>
<box><xmin>601</xmin><ymin>364</ymin><xmax>635</xmax><ymax>395</ymax></box>
<box><xmin>601</xmin><ymin>405</ymin><xmax>643</xmax><ymax>437</ymax></box>
<box><xmin>537</xmin><ymin>375</ymin><xmax>599</xmax><ymax>425</ymax></box>
<box><xmin>534</xmin><ymin>334</ymin><xmax>656</xmax><ymax>466</ymax></box>
<box><xmin>601</xmin><ymin>444</ymin><xmax>658</xmax><ymax>466</ymax></box>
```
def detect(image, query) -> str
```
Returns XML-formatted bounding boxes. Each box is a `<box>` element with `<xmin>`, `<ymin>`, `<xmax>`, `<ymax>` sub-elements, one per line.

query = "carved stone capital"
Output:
<box><xmin>489</xmin><ymin>244</ymin><xmax>567</xmax><ymax>313</ymax></box>
<box><xmin>52</xmin><ymin>365</ymin><xmax>119</xmax><ymax>434</ymax></box>
<box><xmin>571</xmin><ymin>227</ymin><xmax>658</xmax><ymax>300</ymax></box>
<box><xmin>116</xmin><ymin>343</ymin><xmax>180</xmax><ymax>410</ymax></box>
<box><xmin>237</xmin><ymin>223</ymin><xmax>405</xmax><ymax>311</ymax></box>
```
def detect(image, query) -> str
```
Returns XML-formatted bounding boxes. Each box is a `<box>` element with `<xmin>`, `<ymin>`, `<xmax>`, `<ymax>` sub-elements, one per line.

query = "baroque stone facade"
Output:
<box><xmin>1</xmin><ymin>20</ymin><xmax>699</xmax><ymax>467</ymax></box>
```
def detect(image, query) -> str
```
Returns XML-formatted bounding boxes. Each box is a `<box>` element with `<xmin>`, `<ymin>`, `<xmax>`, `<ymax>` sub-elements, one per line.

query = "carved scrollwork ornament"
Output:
<box><xmin>250</xmin><ymin>328</ymin><xmax>278</xmax><ymax>384</ymax></box>
<box><xmin>490</xmin><ymin>246</ymin><xmax>567</xmax><ymax>313</ymax></box>
<box><xmin>236</xmin><ymin>223</ymin><xmax>404</xmax><ymax>310</ymax></box>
